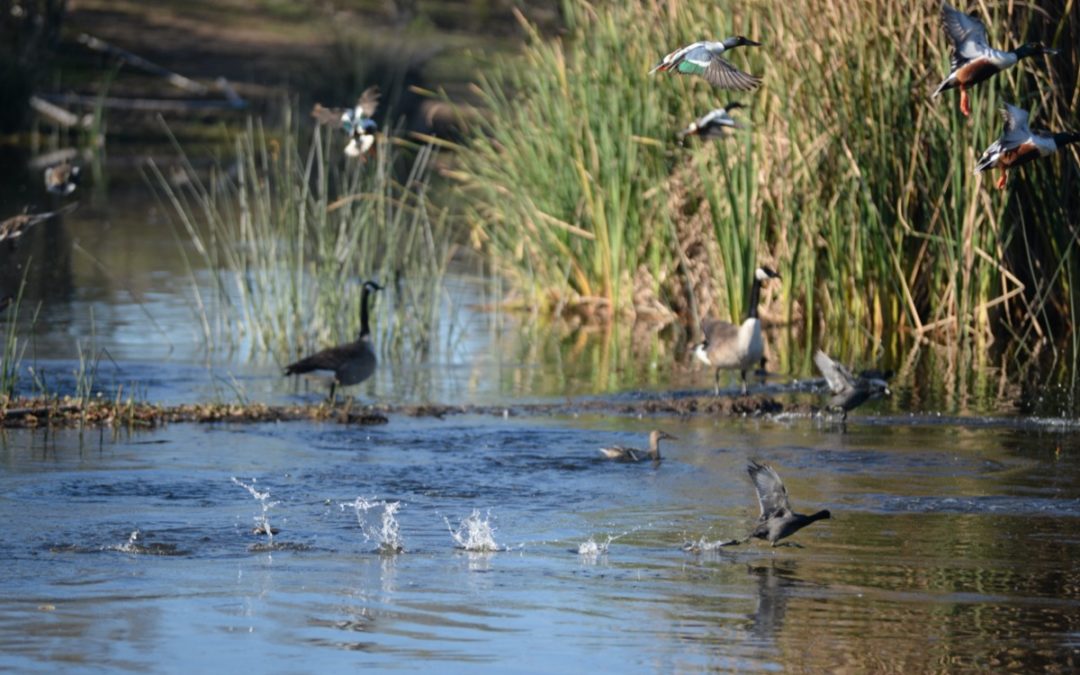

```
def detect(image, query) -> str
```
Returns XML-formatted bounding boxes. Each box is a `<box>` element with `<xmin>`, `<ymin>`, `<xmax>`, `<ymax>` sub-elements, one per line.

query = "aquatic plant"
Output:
<box><xmin>149</xmin><ymin>113</ymin><xmax>456</xmax><ymax>369</ymax></box>
<box><xmin>453</xmin><ymin>0</ymin><xmax>1080</xmax><ymax>364</ymax></box>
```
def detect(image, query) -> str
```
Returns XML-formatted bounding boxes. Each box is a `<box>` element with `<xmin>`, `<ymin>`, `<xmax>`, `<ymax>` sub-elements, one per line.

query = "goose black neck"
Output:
<box><xmin>808</xmin><ymin>509</ymin><xmax>831</xmax><ymax>523</ymax></box>
<box><xmin>747</xmin><ymin>276</ymin><xmax>763</xmax><ymax>320</ymax></box>
<box><xmin>359</xmin><ymin>285</ymin><xmax>373</xmax><ymax>339</ymax></box>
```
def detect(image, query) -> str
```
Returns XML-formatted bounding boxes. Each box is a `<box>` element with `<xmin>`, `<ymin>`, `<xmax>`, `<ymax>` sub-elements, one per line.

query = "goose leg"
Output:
<box><xmin>713</xmin><ymin>368</ymin><xmax>722</xmax><ymax>396</ymax></box>
<box><xmin>740</xmin><ymin>370</ymin><xmax>749</xmax><ymax>395</ymax></box>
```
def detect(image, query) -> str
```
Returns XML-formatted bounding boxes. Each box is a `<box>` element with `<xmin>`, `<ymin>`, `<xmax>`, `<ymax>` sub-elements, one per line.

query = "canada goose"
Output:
<box><xmin>693</xmin><ymin>266</ymin><xmax>780</xmax><ymax>395</ymax></box>
<box><xmin>745</xmin><ymin>460</ymin><xmax>830</xmax><ymax>546</ymax></box>
<box><xmin>678</xmin><ymin>102</ymin><xmax>745</xmax><ymax>141</ymax></box>
<box><xmin>650</xmin><ymin>37</ymin><xmax>763</xmax><ymax>90</ymax></box>
<box><xmin>284</xmin><ymin>280</ymin><xmax>383</xmax><ymax>402</ymax></box>
<box><xmin>598</xmin><ymin>429</ymin><xmax>675</xmax><ymax>462</ymax></box>
<box><xmin>813</xmin><ymin>350</ymin><xmax>891</xmax><ymax>421</ymax></box>
<box><xmin>932</xmin><ymin>2</ymin><xmax>1057</xmax><ymax>117</ymax></box>
<box><xmin>44</xmin><ymin>161</ymin><xmax>80</xmax><ymax>195</ymax></box>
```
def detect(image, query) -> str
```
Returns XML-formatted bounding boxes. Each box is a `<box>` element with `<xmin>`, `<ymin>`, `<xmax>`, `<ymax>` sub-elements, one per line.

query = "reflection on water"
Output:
<box><xmin>1</xmin><ymin>418</ymin><xmax>1078</xmax><ymax>670</ymax></box>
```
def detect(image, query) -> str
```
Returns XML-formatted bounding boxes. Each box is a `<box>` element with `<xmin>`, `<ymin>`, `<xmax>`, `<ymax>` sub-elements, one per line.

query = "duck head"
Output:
<box><xmin>1014</xmin><ymin>42</ymin><xmax>1058</xmax><ymax>59</ymax></box>
<box><xmin>723</xmin><ymin>35</ymin><xmax>762</xmax><ymax>49</ymax></box>
<box><xmin>724</xmin><ymin>101</ymin><xmax>744</xmax><ymax>112</ymax></box>
<box><xmin>1052</xmin><ymin>131</ymin><xmax>1080</xmax><ymax>148</ymax></box>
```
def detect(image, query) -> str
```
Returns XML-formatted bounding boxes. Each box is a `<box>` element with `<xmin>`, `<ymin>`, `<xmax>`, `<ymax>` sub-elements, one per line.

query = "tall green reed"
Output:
<box><xmin>149</xmin><ymin>112</ymin><xmax>455</xmax><ymax>365</ymax></box>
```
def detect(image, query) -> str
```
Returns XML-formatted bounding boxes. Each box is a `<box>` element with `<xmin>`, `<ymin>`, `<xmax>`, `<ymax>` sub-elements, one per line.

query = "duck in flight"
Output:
<box><xmin>650</xmin><ymin>37</ymin><xmax>762</xmax><ymax>90</ymax></box>
<box><xmin>975</xmin><ymin>103</ymin><xmax>1080</xmax><ymax>189</ymax></box>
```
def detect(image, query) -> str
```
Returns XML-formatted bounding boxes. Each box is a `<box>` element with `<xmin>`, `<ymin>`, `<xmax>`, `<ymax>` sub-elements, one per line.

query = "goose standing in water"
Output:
<box><xmin>284</xmin><ymin>280</ymin><xmax>383</xmax><ymax>402</ymax></box>
<box><xmin>745</xmin><ymin>460</ymin><xmax>830</xmax><ymax>546</ymax></box>
<box><xmin>932</xmin><ymin>2</ymin><xmax>1057</xmax><ymax>117</ymax></box>
<box><xmin>813</xmin><ymin>350</ymin><xmax>891</xmax><ymax>421</ymax></box>
<box><xmin>650</xmin><ymin>37</ymin><xmax>762</xmax><ymax>90</ymax></box>
<box><xmin>599</xmin><ymin>429</ymin><xmax>676</xmax><ymax>463</ymax></box>
<box><xmin>693</xmin><ymin>266</ymin><xmax>780</xmax><ymax>395</ymax></box>
<box><xmin>678</xmin><ymin>102</ymin><xmax>745</xmax><ymax>141</ymax></box>
<box><xmin>975</xmin><ymin>103</ymin><xmax>1080</xmax><ymax>189</ymax></box>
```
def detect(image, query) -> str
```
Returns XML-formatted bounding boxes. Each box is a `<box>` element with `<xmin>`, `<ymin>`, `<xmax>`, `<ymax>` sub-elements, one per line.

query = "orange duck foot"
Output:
<box><xmin>960</xmin><ymin>90</ymin><xmax>971</xmax><ymax>117</ymax></box>
<box><xmin>996</xmin><ymin>171</ymin><xmax>1007</xmax><ymax>190</ymax></box>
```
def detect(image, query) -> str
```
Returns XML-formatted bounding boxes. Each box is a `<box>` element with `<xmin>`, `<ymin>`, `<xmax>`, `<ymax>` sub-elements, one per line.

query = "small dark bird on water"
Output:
<box><xmin>598</xmin><ymin>429</ymin><xmax>676</xmax><ymax>462</ymax></box>
<box><xmin>44</xmin><ymin>161</ymin><xmax>80</xmax><ymax>195</ymax></box>
<box><xmin>745</xmin><ymin>460</ymin><xmax>830</xmax><ymax>546</ymax></box>
<box><xmin>813</xmin><ymin>350</ymin><xmax>891</xmax><ymax>420</ymax></box>
<box><xmin>284</xmin><ymin>280</ymin><xmax>383</xmax><ymax>402</ymax></box>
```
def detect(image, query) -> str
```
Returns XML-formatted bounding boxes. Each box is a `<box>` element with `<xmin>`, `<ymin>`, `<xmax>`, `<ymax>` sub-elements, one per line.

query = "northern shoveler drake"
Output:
<box><xmin>975</xmin><ymin>103</ymin><xmax>1080</xmax><ymax>189</ymax></box>
<box><xmin>284</xmin><ymin>280</ymin><xmax>383</xmax><ymax>403</ymax></box>
<box><xmin>813</xmin><ymin>350</ymin><xmax>891</xmax><ymax>421</ymax></box>
<box><xmin>43</xmin><ymin>161</ymin><xmax>79</xmax><ymax>195</ymax></box>
<box><xmin>678</xmin><ymin>102</ymin><xmax>745</xmax><ymax>141</ymax></box>
<box><xmin>310</xmin><ymin>86</ymin><xmax>381</xmax><ymax>159</ymax></box>
<box><xmin>598</xmin><ymin>429</ymin><xmax>676</xmax><ymax>463</ymax></box>
<box><xmin>650</xmin><ymin>37</ymin><xmax>762</xmax><ymax>90</ymax></box>
<box><xmin>693</xmin><ymin>266</ymin><xmax>780</xmax><ymax>395</ymax></box>
<box><xmin>933</xmin><ymin>2</ymin><xmax>1057</xmax><ymax>117</ymax></box>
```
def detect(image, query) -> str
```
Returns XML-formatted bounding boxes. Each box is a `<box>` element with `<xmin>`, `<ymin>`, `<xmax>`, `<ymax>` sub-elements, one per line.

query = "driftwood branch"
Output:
<box><xmin>29</xmin><ymin>96</ymin><xmax>93</xmax><ymax>128</ymax></box>
<box><xmin>78</xmin><ymin>33</ymin><xmax>208</xmax><ymax>95</ymax></box>
<box><xmin>39</xmin><ymin>93</ymin><xmax>243</xmax><ymax>114</ymax></box>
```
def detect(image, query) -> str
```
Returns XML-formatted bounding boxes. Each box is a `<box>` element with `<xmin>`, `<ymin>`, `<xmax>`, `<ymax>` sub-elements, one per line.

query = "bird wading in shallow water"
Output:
<box><xmin>975</xmin><ymin>103</ymin><xmax>1080</xmax><ymax>189</ymax></box>
<box><xmin>744</xmin><ymin>460</ymin><xmax>830</xmax><ymax>547</ymax></box>
<box><xmin>813</xmin><ymin>350</ymin><xmax>891</xmax><ymax>421</ymax></box>
<box><xmin>678</xmin><ymin>102</ymin><xmax>745</xmax><ymax>141</ymax></box>
<box><xmin>598</xmin><ymin>429</ymin><xmax>676</xmax><ymax>463</ymax></box>
<box><xmin>693</xmin><ymin>266</ymin><xmax>781</xmax><ymax>395</ymax></box>
<box><xmin>650</xmin><ymin>37</ymin><xmax>762</xmax><ymax>90</ymax></box>
<box><xmin>284</xmin><ymin>280</ymin><xmax>383</xmax><ymax>403</ymax></box>
<box><xmin>932</xmin><ymin>2</ymin><xmax>1057</xmax><ymax>117</ymax></box>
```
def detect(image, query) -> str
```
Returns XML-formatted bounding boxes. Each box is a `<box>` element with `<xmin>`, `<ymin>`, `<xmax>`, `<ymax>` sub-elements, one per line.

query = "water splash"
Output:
<box><xmin>681</xmin><ymin>536</ymin><xmax>742</xmax><ymax>553</ymax></box>
<box><xmin>232</xmin><ymin>477</ymin><xmax>279</xmax><ymax>541</ymax></box>
<box><xmin>117</xmin><ymin>529</ymin><xmax>142</xmax><ymax>553</ymax></box>
<box><xmin>445</xmin><ymin>509</ymin><xmax>502</xmax><ymax>552</ymax></box>
<box><xmin>342</xmin><ymin>497</ymin><xmax>405</xmax><ymax>554</ymax></box>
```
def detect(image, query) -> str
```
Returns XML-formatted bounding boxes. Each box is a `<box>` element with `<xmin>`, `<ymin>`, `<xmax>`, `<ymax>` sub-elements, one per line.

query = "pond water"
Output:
<box><xmin>2</xmin><ymin>416</ymin><xmax>1079</xmax><ymax>672</ymax></box>
<box><xmin>3</xmin><ymin>150</ymin><xmax>1080</xmax><ymax>672</ymax></box>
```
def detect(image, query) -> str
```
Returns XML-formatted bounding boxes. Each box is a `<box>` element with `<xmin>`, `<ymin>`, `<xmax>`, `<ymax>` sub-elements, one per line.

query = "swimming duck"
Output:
<box><xmin>0</xmin><ymin>204</ymin><xmax>77</xmax><ymax>247</ymax></box>
<box><xmin>975</xmin><ymin>103</ymin><xmax>1080</xmax><ymax>189</ymax></box>
<box><xmin>932</xmin><ymin>2</ymin><xmax>1057</xmax><ymax>117</ymax></box>
<box><xmin>745</xmin><ymin>460</ymin><xmax>830</xmax><ymax>546</ymax></box>
<box><xmin>284</xmin><ymin>280</ymin><xmax>383</xmax><ymax>402</ymax></box>
<box><xmin>693</xmin><ymin>266</ymin><xmax>780</xmax><ymax>395</ymax></box>
<box><xmin>813</xmin><ymin>350</ymin><xmax>891</xmax><ymax>421</ymax></box>
<box><xmin>43</xmin><ymin>161</ymin><xmax>80</xmax><ymax>195</ymax></box>
<box><xmin>598</xmin><ymin>429</ymin><xmax>676</xmax><ymax>462</ymax></box>
<box><xmin>650</xmin><ymin>37</ymin><xmax>762</xmax><ymax>90</ymax></box>
<box><xmin>310</xmin><ymin>86</ymin><xmax>381</xmax><ymax>159</ymax></box>
<box><xmin>678</xmin><ymin>102</ymin><xmax>745</xmax><ymax>141</ymax></box>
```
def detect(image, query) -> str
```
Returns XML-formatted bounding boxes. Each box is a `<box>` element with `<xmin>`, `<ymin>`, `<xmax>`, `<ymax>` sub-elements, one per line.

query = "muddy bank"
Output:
<box><xmin>0</xmin><ymin>393</ymin><xmax>802</xmax><ymax>429</ymax></box>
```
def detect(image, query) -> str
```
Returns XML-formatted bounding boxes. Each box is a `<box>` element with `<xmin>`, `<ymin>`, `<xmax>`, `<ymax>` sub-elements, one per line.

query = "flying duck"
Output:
<box><xmin>932</xmin><ymin>2</ymin><xmax>1057</xmax><ymax>117</ymax></box>
<box><xmin>975</xmin><ymin>103</ymin><xmax>1080</xmax><ymax>189</ymax></box>
<box><xmin>311</xmin><ymin>86</ymin><xmax>381</xmax><ymax>159</ymax></box>
<box><xmin>745</xmin><ymin>460</ymin><xmax>830</xmax><ymax>546</ymax></box>
<box><xmin>0</xmin><ymin>204</ymin><xmax>77</xmax><ymax>248</ymax></box>
<box><xmin>678</xmin><ymin>102</ymin><xmax>745</xmax><ymax>141</ymax></box>
<box><xmin>813</xmin><ymin>350</ymin><xmax>891</xmax><ymax>421</ymax></box>
<box><xmin>693</xmin><ymin>266</ymin><xmax>780</xmax><ymax>395</ymax></box>
<box><xmin>598</xmin><ymin>429</ymin><xmax>676</xmax><ymax>463</ymax></box>
<box><xmin>284</xmin><ymin>280</ymin><xmax>383</xmax><ymax>402</ymax></box>
<box><xmin>650</xmin><ymin>37</ymin><xmax>762</xmax><ymax>90</ymax></box>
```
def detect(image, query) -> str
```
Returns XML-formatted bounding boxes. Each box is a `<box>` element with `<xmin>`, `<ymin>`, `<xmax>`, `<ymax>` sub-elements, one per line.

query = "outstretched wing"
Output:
<box><xmin>703</xmin><ymin>57</ymin><xmax>761</xmax><ymax>90</ymax></box>
<box><xmin>748</xmin><ymin>461</ymin><xmax>792</xmax><ymax>519</ymax></box>
<box><xmin>999</xmin><ymin>103</ymin><xmax>1031</xmax><ymax>141</ymax></box>
<box><xmin>356</xmin><ymin>86</ymin><xmax>381</xmax><ymax>118</ymax></box>
<box><xmin>311</xmin><ymin>103</ymin><xmax>346</xmax><ymax>128</ymax></box>
<box><xmin>941</xmin><ymin>3</ymin><xmax>990</xmax><ymax>66</ymax></box>
<box><xmin>814</xmin><ymin>350</ymin><xmax>855</xmax><ymax>395</ymax></box>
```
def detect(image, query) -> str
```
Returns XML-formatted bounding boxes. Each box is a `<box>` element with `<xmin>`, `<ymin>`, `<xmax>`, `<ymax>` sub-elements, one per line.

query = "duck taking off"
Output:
<box><xmin>284</xmin><ymin>280</ymin><xmax>383</xmax><ymax>402</ymax></box>
<box><xmin>693</xmin><ymin>266</ymin><xmax>780</xmax><ymax>395</ymax></box>
<box><xmin>650</xmin><ymin>37</ymin><xmax>762</xmax><ymax>90</ymax></box>
<box><xmin>678</xmin><ymin>103</ymin><xmax>745</xmax><ymax>141</ymax></box>
<box><xmin>813</xmin><ymin>350</ymin><xmax>891</xmax><ymax>421</ymax></box>
<box><xmin>932</xmin><ymin>2</ymin><xmax>1057</xmax><ymax>117</ymax></box>
<box><xmin>311</xmin><ymin>86</ymin><xmax>381</xmax><ymax>159</ymax></box>
<box><xmin>745</xmin><ymin>460</ymin><xmax>830</xmax><ymax>547</ymax></box>
<box><xmin>599</xmin><ymin>429</ymin><xmax>675</xmax><ymax>462</ymax></box>
<box><xmin>975</xmin><ymin>103</ymin><xmax>1080</xmax><ymax>189</ymax></box>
